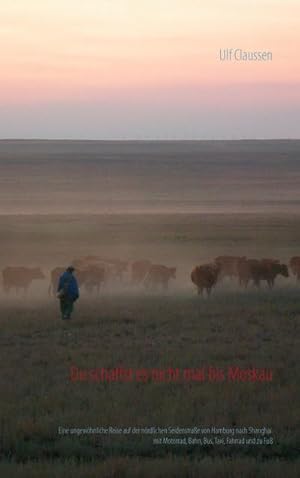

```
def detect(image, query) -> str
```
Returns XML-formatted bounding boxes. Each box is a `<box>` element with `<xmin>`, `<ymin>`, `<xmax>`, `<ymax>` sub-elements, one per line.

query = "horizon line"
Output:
<box><xmin>0</xmin><ymin>138</ymin><xmax>300</xmax><ymax>142</ymax></box>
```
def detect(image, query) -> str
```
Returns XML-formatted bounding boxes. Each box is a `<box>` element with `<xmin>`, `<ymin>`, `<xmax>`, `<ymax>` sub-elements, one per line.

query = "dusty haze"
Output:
<box><xmin>0</xmin><ymin>140</ymin><xmax>300</xmax><ymax>297</ymax></box>
<box><xmin>0</xmin><ymin>140</ymin><xmax>300</xmax><ymax>215</ymax></box>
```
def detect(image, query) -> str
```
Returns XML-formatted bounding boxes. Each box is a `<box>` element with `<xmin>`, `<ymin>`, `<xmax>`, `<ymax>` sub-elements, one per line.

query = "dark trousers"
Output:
<box><xmin>60</xmin><ymin>298</ymin><xmax>74</xmax><ymax>320</ymax></box>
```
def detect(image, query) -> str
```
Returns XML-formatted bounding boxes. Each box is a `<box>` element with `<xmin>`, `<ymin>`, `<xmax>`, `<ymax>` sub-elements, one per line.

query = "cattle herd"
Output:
<box><xmin>191</xmin><ymin>256</ymin><xmax>297</xmax><ymax>296</ymax></box>
<box><xmin>1</xmin><ymin>255</ymin><xmax>300</xmax><ymax>297</ymax></box>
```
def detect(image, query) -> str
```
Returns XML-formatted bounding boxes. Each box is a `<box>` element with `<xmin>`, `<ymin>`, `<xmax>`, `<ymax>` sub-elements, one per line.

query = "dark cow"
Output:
<box><xmin>144</xmin><ymin>264</ymin><xmax>176</xmax><ymax>291</ymax></box>
<box><xmin>191</xmin><ymin>263</ymin><xmax>220</xmax><ymax>297</ymax></box>
<box><xmin>238</xmin><ymin>259</ymin><xmax>289</xmax><ymax>289</ymax></box>
<box><xmin>214</xmin><ymin>256</ymin><xmax>246</xmax><ymax>280</ymax></box>
<box><xmin>131</xmin><ymin>260</ymin><xmax>152</xmax><ymax>285</ymax></box>
<box><xmin>2</xmin><ymin>267</ymin><xmax>45</xmax><ymax>294</ymax></box>
<box><xmin>289</xmin><ymin>256</ymin><xmax>300</xmax><ymax>281</ymax></box>
<box><xmin>238</xmin><ymin>259</ymin><xmax>259</xmax><ymax>288</ymax></box>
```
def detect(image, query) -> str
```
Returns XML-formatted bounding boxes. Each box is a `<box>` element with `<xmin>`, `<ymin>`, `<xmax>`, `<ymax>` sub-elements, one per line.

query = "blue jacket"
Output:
<box><xmin>57</xmin><ymin>271</ymin><xmax>79</xmax><ymax>301</ymax></box>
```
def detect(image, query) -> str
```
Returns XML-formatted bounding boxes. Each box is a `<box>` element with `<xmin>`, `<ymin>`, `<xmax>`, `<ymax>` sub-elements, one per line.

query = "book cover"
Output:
<box><xmin>0</xmin><ymin>1</ymin><xmax>299</xmax><ymax>476</ymax></box>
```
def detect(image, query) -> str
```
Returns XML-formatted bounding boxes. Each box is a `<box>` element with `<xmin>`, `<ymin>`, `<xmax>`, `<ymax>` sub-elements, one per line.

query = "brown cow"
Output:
<box><xmin>261</xmin><ymin>258</ymin><xmax>280</xmax><ymax>264</ymax></box>
<box><xmin>143</xmin><ymin>264</ymin><xmax>176</xmax><ymax>291</ymax></box>
<box><xmin>2</xmin><ymin>267</ymin><xmax>45</xmax><ymax>294</ymax></box>
<box><xmin>48</xmin><ymin>267</ymin><xmax>65</xmax><ymax>296</ymax></box>
<box><xmin>289</xmin><ymin>256</ymin><xmax>300</xmax><ymax>281</ymax></box>
<box><xmin>49</xmin><ymin>266</ymin><xmax>105</xmax><ymax>296</ymax></box>
<box><xmin>238</xmin><ymin>259</ymin><xmax>289</xmax><ymax>289</ymax></box>
<box><xmin>81</xmin><ymin>265</ymin><xmax>107</xmax><ymax>294</ymax></box>
<box><xmin>73</xmin><ymin>257</ymin><xmax>127</xmax><ymax>283</ymax></box>
<box><xmin>106</xmin><ymin>259</ymin><xmax>128</xmax><ymax>282</ymax></box>
<box><xmin>238</xmin><ymin>259</ymin><xmax>259</xmax><ymax>288</ymax></box>
<box><xmin>191</xmin><ymin>263</ymin><xmax>221</xmax><ymax>297</ymax></box>
<box><xmin>71</xmin><ymin>257</ymin><xmax>98</xmax><ymax>269</ymax></box>
<box><xmin>131</xmin><ymin>260</ymin><xmax>152</xmax><ymax>285</ymax></box>
<box><xmin>214</xmin><ymin>256</ymin><xmax>246</xmax><ymax>280</ymax></box>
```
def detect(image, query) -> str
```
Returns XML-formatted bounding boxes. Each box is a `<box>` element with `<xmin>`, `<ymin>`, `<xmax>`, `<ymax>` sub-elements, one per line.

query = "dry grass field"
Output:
<box><xmin>0</xmin><ymin>213</ymin><xmax>299</xmax><ymax>476</ymax></box>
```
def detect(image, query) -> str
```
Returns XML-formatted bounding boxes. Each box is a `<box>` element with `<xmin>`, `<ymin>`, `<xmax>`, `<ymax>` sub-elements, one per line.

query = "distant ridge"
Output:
<box><xmin>0</xmin><ymin>138</ymin><xmax>299</xmax><ymax>142</ymax></box>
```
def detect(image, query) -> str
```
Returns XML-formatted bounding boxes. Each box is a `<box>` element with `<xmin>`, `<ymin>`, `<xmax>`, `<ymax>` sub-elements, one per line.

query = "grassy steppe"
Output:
<box><xmin>0</xmin><ymin>290</ymin><xmax>299</xmax><ymax>476</ymax></box>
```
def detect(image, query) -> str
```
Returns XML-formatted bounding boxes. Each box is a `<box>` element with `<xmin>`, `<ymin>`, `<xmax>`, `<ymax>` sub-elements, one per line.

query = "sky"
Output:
<box><xmin>0</xmin><ymin>0</ymin><xmax>299</xmax><ymax>139</ymax></box>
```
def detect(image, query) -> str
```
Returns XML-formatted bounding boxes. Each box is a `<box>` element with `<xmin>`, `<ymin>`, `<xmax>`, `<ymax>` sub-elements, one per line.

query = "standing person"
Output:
<box><xmin>57</xmin><ymin>266</ymin><xmax>79</xmax><ymax>320</ymax></box>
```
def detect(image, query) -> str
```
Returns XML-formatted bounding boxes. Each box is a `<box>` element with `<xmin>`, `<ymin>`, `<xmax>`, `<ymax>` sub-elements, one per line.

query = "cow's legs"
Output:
<box><xmin>267</xmin><ymin>279</ymin><xmax>274</xmax><ymax>289</ymax></box>
<box><xmin>239</xmin><ymin>278</ymin><xmax>248</xmax><ymax>289</ymax></box>
<box><xmin>48</xmin><ymin>282</ymin><xmax>54</xmax><ymax>296</ymax></box>
<box><xmin>254</xmin><ymin>279</ymin><xmax>260</xmax><ymax>288</ymax></box>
